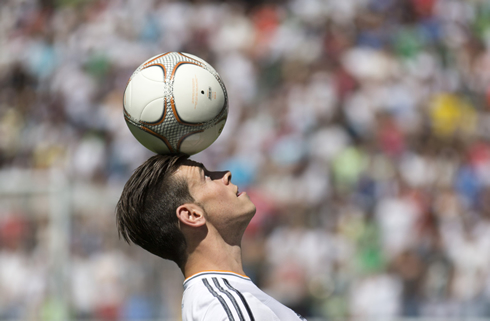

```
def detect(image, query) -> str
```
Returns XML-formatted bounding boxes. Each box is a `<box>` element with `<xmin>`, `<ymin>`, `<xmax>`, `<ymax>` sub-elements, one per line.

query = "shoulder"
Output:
<box><xmin>201</xmin><ymin>299</ymin><xmax>234</xmax><ymax>321</ymax></box>
<box><xmin>182</xmin><ymin>274</ymin><xmax>254</xmax><ymax>321</ymax></box>
<box><xmin>181</xmin><ymin>280</ymin><xmax>215</xmax><ymax>320</ymax></box>
<box><xmin>182</xmin><ymin>272</ymin><xmax>306</xmax><ymax>321</ymax></box>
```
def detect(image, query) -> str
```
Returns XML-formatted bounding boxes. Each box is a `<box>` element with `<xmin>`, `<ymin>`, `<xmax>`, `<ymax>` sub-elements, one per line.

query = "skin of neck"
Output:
<box><xmin>181</xmin><ymin>221</ymin><xmax>247</xmax><ymax>279</ymax></box>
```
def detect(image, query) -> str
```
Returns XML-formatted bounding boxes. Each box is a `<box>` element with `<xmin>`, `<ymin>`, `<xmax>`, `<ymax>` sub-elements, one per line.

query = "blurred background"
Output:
<box><xmin>1</xmin><ymin>0</ymin><xmax>490</xmax><ymax>320</ymax></box>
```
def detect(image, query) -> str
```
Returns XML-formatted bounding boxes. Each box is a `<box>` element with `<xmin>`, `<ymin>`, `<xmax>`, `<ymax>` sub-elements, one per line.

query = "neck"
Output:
<box><xmin>182</xmin><ymin>229</ymin><xmax>245</xmax><ymax>279</ymax></box>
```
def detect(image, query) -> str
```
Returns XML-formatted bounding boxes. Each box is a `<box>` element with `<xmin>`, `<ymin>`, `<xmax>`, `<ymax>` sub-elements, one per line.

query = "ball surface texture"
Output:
<box><xmin>123</xmin><ymin>52</ymin><xmax>228</xmax><ymax>155</ymax></box>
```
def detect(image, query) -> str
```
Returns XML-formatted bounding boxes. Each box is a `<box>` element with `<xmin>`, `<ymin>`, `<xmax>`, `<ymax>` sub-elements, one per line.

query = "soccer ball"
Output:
<box><xmin>123</xmin><ymin>52</ymin><xmax>228</xmax><ymax>155</ymax></box>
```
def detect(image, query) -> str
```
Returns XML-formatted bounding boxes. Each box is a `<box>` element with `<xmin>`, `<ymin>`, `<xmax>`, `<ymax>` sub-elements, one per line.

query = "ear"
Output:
<box><xmin>176</xmin><ymin>203</ymin><xmax>206</xmax><ymax>228</ymax></box>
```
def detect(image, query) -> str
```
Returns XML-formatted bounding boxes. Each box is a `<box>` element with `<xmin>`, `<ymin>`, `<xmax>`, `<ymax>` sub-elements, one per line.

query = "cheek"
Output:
<box><xmin>210</xmin><ymin>196</ymin><xmax>236</xmax><ymax>219</ymax></box>
<box><xmin>213</xmin><ymin>195</ymin><xmax>233</xmax><ymax>212</ymax></box>
<box><xmin>200</xmin><ymin>189</ymin><xmax>229</xmax><ymax>212</ymax></box>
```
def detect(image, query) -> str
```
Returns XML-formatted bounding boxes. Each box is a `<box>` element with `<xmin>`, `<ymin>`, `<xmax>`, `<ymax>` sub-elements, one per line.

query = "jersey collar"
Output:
<box><xmin>184</xmin><ymin>270</ymin><xmax>250</xmax><ymax>287</ymax></box>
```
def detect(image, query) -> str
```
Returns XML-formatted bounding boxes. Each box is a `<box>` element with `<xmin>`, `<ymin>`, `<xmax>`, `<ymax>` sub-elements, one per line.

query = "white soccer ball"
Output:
<box><xmin>123</xmin><ymin>52</ymin><xmax>228</xmax><ymax>155</ymax></box>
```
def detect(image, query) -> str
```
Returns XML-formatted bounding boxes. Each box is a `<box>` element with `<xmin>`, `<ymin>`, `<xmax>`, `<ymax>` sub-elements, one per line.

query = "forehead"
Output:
<box><xmin>174</xmin><ymin>159</ymin><xmax>204</xmax><ymax>184</ymax></box>
<box><xmin>180</xmin><ymin>159</ymin><xmax>204</xmax><ymax>169</ymax></box>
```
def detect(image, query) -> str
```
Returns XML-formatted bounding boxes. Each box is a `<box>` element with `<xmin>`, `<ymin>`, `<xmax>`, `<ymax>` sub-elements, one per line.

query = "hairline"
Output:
<box><xmin>171</xmin><ymin>162</ymin><xmax>207</xmax><ymax>212</ymax></box>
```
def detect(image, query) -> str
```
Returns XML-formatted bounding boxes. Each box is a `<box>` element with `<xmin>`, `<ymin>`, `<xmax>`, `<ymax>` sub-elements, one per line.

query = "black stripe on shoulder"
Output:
<box><xmin>223</xmin><ymin>278</ymin><xmax>255</xmax><ymax>321</ymax></box>
<box><xmin>202</xmin><ymin>278</ymin><xmax>235</xmax><ymax>321</ymax></box>
<box><xmin>213</xmin><ymin>277</ymin><xmax>245</xmax><ymax>321</ymax></box>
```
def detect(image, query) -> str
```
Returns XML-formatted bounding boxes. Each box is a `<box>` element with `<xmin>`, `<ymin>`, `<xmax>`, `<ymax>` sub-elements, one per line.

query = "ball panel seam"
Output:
<box><xmin>170</xmin><ymin>97</ymin><xmax>205</xmax><ymax>127</ymax></box>
<box><xmin>177</xmin><ymin>129</ymin><xmax>204</xmax><ymax>151</ymax></box>
<box><xmin>177</xmin><ymin>52</ymin><xmax>202</xmax><ymax>65</ymax></box>
<box><xmin>139</xmin><ymin>126</ymin><xmax>174</xmax><ymax>153</ymax></box>
<box><xmin>141</xmin><ymin>64</ymin><xmax>167</xmax><ymax>81</ymax></box>
<box><xmin>141</xmin><ymin>97</ymin><xmax>167</xmax><ymax>126</ymax></box>
<box><xmin>124</xmin><ymin>115</ymin><xmax>174</xmax><ymax>153</ymax></box>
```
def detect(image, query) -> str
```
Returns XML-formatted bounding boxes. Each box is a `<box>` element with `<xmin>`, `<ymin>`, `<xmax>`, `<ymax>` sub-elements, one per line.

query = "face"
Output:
<box><xmin>175</xmin><ymin>160</ymin><xmax>256</xmax><ymax>231</ymax></box>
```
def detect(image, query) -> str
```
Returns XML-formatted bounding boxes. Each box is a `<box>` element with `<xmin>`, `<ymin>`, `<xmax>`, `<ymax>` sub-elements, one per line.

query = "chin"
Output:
<box><xmin>246</xmin><ymin>202</ymin><xmax>257</xmax><ymax>217</ymax></box>
<box><xmin>244</xmin><ymin>208</ymin><xmax>256</xmax><ymax>225</ymax></box>
<box><xmin>238</xmin><ymin>206</ymin><xmax>256</xmax><ymax>226</ymax></box>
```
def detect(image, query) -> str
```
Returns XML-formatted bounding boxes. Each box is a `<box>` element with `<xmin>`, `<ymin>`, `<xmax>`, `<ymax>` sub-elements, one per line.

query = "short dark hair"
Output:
<box><xmin>116</xmin><ymin>154</ymin><xmax>192</xmax><ymax>267</ymax></box>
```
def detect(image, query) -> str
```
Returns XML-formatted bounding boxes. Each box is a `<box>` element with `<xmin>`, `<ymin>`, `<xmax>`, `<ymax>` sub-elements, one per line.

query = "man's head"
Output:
<box><xmin>174</xmin><ymin>159</ymin><xmax>256</xmax><ymax>245</ymax></box>
<box><xmin>116</xmin><ymin>155</ymin><xmax>256</xmax><ymax>268</ymax></box>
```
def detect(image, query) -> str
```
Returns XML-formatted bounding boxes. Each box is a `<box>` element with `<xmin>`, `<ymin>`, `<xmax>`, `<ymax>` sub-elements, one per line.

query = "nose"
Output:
<box><xmin>222</xmin><ymin>171</ymin><xmax>232</xmax><ymax>185</ymax></box>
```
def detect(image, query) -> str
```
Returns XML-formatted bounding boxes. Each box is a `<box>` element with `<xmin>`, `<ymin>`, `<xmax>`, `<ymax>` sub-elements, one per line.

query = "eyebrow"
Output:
<box><xmin>182</xmin><ymin>160</ymin><xmax>207</xmax><ymax>180</ymax></box>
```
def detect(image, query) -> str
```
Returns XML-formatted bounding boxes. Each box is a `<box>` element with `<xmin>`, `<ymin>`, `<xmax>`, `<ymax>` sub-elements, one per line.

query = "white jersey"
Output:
<box><xmin>182</xmin><ymin>271</ymin><xmax>307</xmax><ymax>321</ymax></box>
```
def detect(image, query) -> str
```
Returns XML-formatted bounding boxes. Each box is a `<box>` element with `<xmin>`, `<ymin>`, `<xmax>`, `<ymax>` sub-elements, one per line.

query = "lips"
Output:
<box><xmin>237</xmin><ymin>188</ymin><xmax>246</xmax><ymax>197</ymax></box>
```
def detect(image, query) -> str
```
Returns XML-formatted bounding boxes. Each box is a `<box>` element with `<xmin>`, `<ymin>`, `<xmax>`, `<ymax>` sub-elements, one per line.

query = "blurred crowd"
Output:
<box><xmin>1</xmin><ymin>0</ymin><xmax>490</xmax><ymax>319</ymax></box>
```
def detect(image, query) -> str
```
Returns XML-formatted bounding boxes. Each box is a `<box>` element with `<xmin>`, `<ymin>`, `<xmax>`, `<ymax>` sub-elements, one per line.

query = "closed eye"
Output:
<box><xmin>199</xmin><ymin>165</ymin><xmax>211</xmax><ymax>181</ymax></box>
<box><xmin>198</xmin><ymin>166</ymin><xmax>206</xmax><ymax>181</ymax></box>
